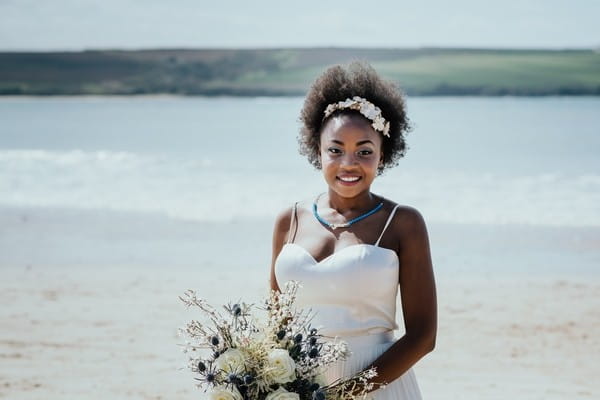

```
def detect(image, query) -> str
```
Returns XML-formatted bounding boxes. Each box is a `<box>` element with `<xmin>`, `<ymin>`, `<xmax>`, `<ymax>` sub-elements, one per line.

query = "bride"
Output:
<box><xmin>270</xmin><ymin>62</ymin><xmax>437</xmax><ymax>399</ymax></box>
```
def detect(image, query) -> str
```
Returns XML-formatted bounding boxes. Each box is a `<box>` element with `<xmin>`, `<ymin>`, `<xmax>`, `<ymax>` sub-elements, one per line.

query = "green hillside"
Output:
<box><xmin>0</xmin><ymin>48</ymin><xmax>598</xmax><ymax>96</ymax></box>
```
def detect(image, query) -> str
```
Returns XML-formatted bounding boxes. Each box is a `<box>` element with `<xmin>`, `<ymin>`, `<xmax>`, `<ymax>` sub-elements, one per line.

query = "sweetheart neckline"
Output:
<box><xmin>280</xmin><ymin>242</ymin><xmax>399</xmax><ymax>265</ymax></box>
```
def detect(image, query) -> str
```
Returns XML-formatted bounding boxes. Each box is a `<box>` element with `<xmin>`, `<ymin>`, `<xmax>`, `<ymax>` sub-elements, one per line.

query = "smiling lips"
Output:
<box><xmin>337</xmin><ymin>175</ymin><xmax>361</xmax><ymax>185</ymax></box>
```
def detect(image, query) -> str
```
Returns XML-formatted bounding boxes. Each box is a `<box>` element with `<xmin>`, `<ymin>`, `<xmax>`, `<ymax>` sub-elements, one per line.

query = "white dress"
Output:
<box><xmin>275</xmin><ymin>204</ymin><xmax>423</xmax><ymax>400</ymax></box>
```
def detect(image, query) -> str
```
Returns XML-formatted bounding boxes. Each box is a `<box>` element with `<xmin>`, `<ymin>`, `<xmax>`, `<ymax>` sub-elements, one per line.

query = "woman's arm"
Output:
<box><xmin>365</xmin><ymin>206</ymin><xmax>437</xmax><ymax>388</ymax></box>
<box><xmin>269</xmin><ymin>206</ymin><xmax>294</xmax><ymax>293</ymax></box>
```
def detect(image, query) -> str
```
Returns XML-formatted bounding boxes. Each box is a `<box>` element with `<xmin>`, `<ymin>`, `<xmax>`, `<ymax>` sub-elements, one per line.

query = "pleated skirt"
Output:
<box><xmin>324</xmin><ymin>333</ymin><xmax>422</xmax><ymax>400</ymax></box>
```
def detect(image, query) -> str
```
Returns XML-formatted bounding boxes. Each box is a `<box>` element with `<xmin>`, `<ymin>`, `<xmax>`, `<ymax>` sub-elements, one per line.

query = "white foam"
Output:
<box><xmin>2</xmin><ymin>149</ymin><xmax>599</xmax><ymax>227</ymax></box>
<box><xmin>376</xmin><ymin>170</ymin><xmax>600</xmax><ymax>226</ymax></box>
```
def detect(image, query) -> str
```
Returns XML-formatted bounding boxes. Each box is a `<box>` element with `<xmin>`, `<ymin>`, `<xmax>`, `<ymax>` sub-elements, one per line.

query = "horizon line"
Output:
<box><xmin>1</xmin><ymin>45</ymin><xmax>599</xmax><ymax>53</ymax></box>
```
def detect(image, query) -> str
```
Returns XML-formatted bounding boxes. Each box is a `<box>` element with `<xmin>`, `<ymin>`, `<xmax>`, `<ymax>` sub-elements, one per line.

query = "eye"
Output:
<box><xmin>358</xmin><ymin>149</ymin><xmax>373</xmax><ymax>156</ymax></box>
<box><xmin>327</xmin><ymin>147</ymin><xmax>342</xmax><ymax>155</ymax></box>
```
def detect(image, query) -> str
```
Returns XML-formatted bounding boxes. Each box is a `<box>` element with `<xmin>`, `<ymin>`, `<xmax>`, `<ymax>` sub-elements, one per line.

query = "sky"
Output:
<box><xmin>0</xmin><ymin>0</ymin><xmax>598</xmax><ymax>51</ymax></box>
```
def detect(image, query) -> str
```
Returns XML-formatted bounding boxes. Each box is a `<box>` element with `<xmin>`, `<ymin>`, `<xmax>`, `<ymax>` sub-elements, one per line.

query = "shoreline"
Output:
<box><xmin>1</xmin><ymin>204</ymin><xmax>598</xmax><ymax>278</ymax></box>
<box><xmin>2</xmin><ymin>48</ymin><xmax>598</xmax><ymax>97</ymax></box>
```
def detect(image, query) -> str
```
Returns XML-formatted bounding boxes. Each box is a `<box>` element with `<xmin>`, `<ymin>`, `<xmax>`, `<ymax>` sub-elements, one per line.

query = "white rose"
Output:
<box><xmin>265</xmin><ymin>386</ymin><xmax>300</xmax><ymax>400</ymax></box>
<box><xmin>266</xmin><ymin>349</ymin><xmax>296</xmax><ymax>384</ymax></box>
<box><xmin>215</xmin><ymin>348</ymin><xmax>245</xmax><ymax>374</ymax></box>
<box><xmin>208</xmin><ymin>386</ymin><xmax>243</xmax><ymax>400</ymax></box>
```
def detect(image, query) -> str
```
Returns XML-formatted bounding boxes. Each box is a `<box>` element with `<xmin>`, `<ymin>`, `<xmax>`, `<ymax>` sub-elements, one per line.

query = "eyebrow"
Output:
<box><xmin>330</xmin><ymin>139</ymin><xmax>374</xmax><ymax>146</ymax></box>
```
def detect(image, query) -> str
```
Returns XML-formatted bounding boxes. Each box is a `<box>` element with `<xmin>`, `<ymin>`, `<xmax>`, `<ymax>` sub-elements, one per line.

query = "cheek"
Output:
<box><xmin>319</xmin><ymin>148</ymin><xmax>336</xmax><ymax>166</ymax></box>
<box><xmin>366</xmin><ymin>159</ymin><xmax>380</xmax><ymax>172</ymax></box>
<box><xmin>321</xmin><ymin>156</ymin><xmax>336</xmax><ymax>172</ymax></box>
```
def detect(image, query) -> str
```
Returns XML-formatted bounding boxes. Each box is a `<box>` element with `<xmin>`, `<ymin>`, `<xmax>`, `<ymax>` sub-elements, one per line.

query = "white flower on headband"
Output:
<box><xmin>361</xmin><ymin>102</ymin><xmax>377</xmax><ymax>120</ymax></box>
<box><xmin>323</xmin><ymin>96</ymin><xmax>390</xmax><ymax>137</ymax></box>
<box><xmin>372</xmin><ymin>116</ymin><xmax>385</xmax><ymax>131</ymax></box>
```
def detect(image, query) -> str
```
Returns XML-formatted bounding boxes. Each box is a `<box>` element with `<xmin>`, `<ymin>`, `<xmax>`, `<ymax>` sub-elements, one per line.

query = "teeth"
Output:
<box><xmin>339</xmin><ymin>176</ymin><xmax>360</xmax><ymax>182</ymax></box>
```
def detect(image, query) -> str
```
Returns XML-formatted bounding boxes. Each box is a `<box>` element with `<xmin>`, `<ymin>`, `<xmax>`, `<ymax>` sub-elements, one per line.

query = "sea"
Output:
<box><xmin>1</xmin><ymin>96</ymin><xmax>599</xmax><ymax>277</ymax></box>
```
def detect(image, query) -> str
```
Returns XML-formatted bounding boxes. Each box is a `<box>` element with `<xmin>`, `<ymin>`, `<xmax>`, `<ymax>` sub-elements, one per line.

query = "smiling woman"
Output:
<box><xmin>319</xmin><ymin>115</ymin><xmax>383</xmax><ymax>200</ymax></box>
<box><xmin>298</xmin><ymin>63</ymin><xmax>411</xmax><ymax>175</ymax></box>
<box><xmin>270</xmin><ymin>62</ymin><xmax>437</xmax><ymax>400</ymax></box>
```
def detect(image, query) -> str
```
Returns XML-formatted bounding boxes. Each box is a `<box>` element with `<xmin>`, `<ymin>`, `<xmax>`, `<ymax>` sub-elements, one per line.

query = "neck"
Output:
<box><xmin>325</xmin><ymin>189</ymin><xmax>377</xmax><ymax>215</ymax></box>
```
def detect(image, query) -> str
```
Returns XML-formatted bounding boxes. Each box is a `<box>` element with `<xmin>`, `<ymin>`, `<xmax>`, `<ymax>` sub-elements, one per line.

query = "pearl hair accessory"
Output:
<box><xmin>323</xmin><ymin>96</ymin><xmax>391</xmax><ymax>137</ymax></box>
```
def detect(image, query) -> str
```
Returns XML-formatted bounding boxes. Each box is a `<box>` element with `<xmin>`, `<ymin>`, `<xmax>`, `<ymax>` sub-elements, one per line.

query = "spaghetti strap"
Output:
<box><xmin>374</xmin><ymin>204</ymin><xmax>400</xmax><ymax>246</ymax></box>
<box><xmin>286</xmin><ymin>202</ymin><xmax>298</xmax><ymax>244</ymax></box>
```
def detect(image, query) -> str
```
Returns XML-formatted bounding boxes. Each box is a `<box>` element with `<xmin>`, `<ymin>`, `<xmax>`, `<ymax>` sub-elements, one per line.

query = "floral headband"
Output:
<box><xmin>323</xmin><ymin>96</ymin><xmax>390</xmax><ymax>137</ymax></box>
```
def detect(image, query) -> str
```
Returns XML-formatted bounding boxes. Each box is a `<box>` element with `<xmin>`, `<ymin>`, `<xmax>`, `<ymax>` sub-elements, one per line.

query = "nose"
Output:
<box><xmin>340</xmin><ymin>152</ymin><xmax>358</xmax><ymax>167</ymax></box>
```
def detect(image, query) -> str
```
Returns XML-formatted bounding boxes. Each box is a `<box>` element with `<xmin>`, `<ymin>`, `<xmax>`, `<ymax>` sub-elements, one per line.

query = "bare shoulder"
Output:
<box><xmin>386</xmin><ymin>203</ymin><xmax>429</xmax><ymax>240</ymax></box>
<box><xmin>270</xmin><ymin>200</ymin><xmax>310</xmax><ymax>292</ymax></box>
<box><xmin>272</xmin><ymin>206</ymin><xmax>294</xmax><ymax>241</ymax></box>
<box><xmin>272</xmin><ymin>206</ymin><xmax>295</xmax><ymax>254</ymax></box>
<box><xmin>272</xmin><ymin>199</ymin><xmax>309</xmax><ymax>240</ymax></box>
<box><xmin>394</xmin><ymin>205</ymin><xmax>428</xmax><ymax>229</ymax></box>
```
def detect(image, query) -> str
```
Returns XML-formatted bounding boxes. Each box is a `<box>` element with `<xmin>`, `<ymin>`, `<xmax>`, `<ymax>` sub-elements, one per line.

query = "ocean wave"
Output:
<box><xmin>1</xmin><ymin>149</ymin><xmax>599</xmax><ymax>227</ymax></box>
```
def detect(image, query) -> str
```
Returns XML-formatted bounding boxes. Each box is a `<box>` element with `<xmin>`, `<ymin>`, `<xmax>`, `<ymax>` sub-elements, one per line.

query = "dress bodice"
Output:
<box><xmin>275</xmin><ymin>202</ymin><xmax>423</xmax><ymax>399</ymax></box>
<box><xmin>274</xmin><ymin>203</ymin><xmax>401</xmax><ymax>338</ymax></box>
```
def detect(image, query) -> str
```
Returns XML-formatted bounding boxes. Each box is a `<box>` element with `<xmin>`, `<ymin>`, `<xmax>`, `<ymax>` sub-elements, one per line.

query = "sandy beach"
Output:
<box><xmin>1</xmin><ymin>207</ymin><xmax>598</xmax><ymax>399</ymax></box>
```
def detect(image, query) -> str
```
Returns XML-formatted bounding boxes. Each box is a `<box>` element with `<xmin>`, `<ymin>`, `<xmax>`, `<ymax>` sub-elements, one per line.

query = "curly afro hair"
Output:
<box><xmin>298</xmin><ymin>61</ymin><xmax>411</xmax><ymax>175</ymax></box>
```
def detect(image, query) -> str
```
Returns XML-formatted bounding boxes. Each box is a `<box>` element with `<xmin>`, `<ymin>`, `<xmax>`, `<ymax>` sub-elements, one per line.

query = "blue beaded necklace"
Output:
<box><xmin>312</xmin><ymin>195</ymin><xmax>384</xmax><ymax>230</ymax></box>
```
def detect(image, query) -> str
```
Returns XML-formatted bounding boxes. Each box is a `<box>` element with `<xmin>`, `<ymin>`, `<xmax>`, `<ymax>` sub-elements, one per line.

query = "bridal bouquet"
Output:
<box><xmin>179</xmin><ymin>281</ymin><xmax>381</xmax><ymax>400</ymax></box>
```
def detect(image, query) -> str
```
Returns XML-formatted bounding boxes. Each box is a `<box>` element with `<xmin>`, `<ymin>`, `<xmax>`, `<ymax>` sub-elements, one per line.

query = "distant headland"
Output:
<box><xmin>0</xmin><ymin>47</ymin><xmax>598</xmax><ymax>96</ymax></box>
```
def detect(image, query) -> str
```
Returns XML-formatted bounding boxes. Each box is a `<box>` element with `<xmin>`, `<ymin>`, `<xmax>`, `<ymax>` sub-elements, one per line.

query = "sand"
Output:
<box><xmin>0</xmin><ymin>207</ymin><xmax>599</xmax><ymax>399</ymax></box>
<box><xmin>1</xmin><ymin>269</ymin><xmax>598</xmax><ymax>400</ymax></box>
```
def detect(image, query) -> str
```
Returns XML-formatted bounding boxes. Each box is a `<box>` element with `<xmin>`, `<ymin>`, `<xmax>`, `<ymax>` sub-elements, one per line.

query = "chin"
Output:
<box><xmin>329</xmin><ymin>183</ymin><xmax>370</xmax><ymax>198</ymax></box>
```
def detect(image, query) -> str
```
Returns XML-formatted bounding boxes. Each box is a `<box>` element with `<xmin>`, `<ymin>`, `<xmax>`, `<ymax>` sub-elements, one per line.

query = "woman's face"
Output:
<box><xmin>319</xmin><ymin>114</ymin><xmax>383</xmax><ymax>199</ymax></box>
